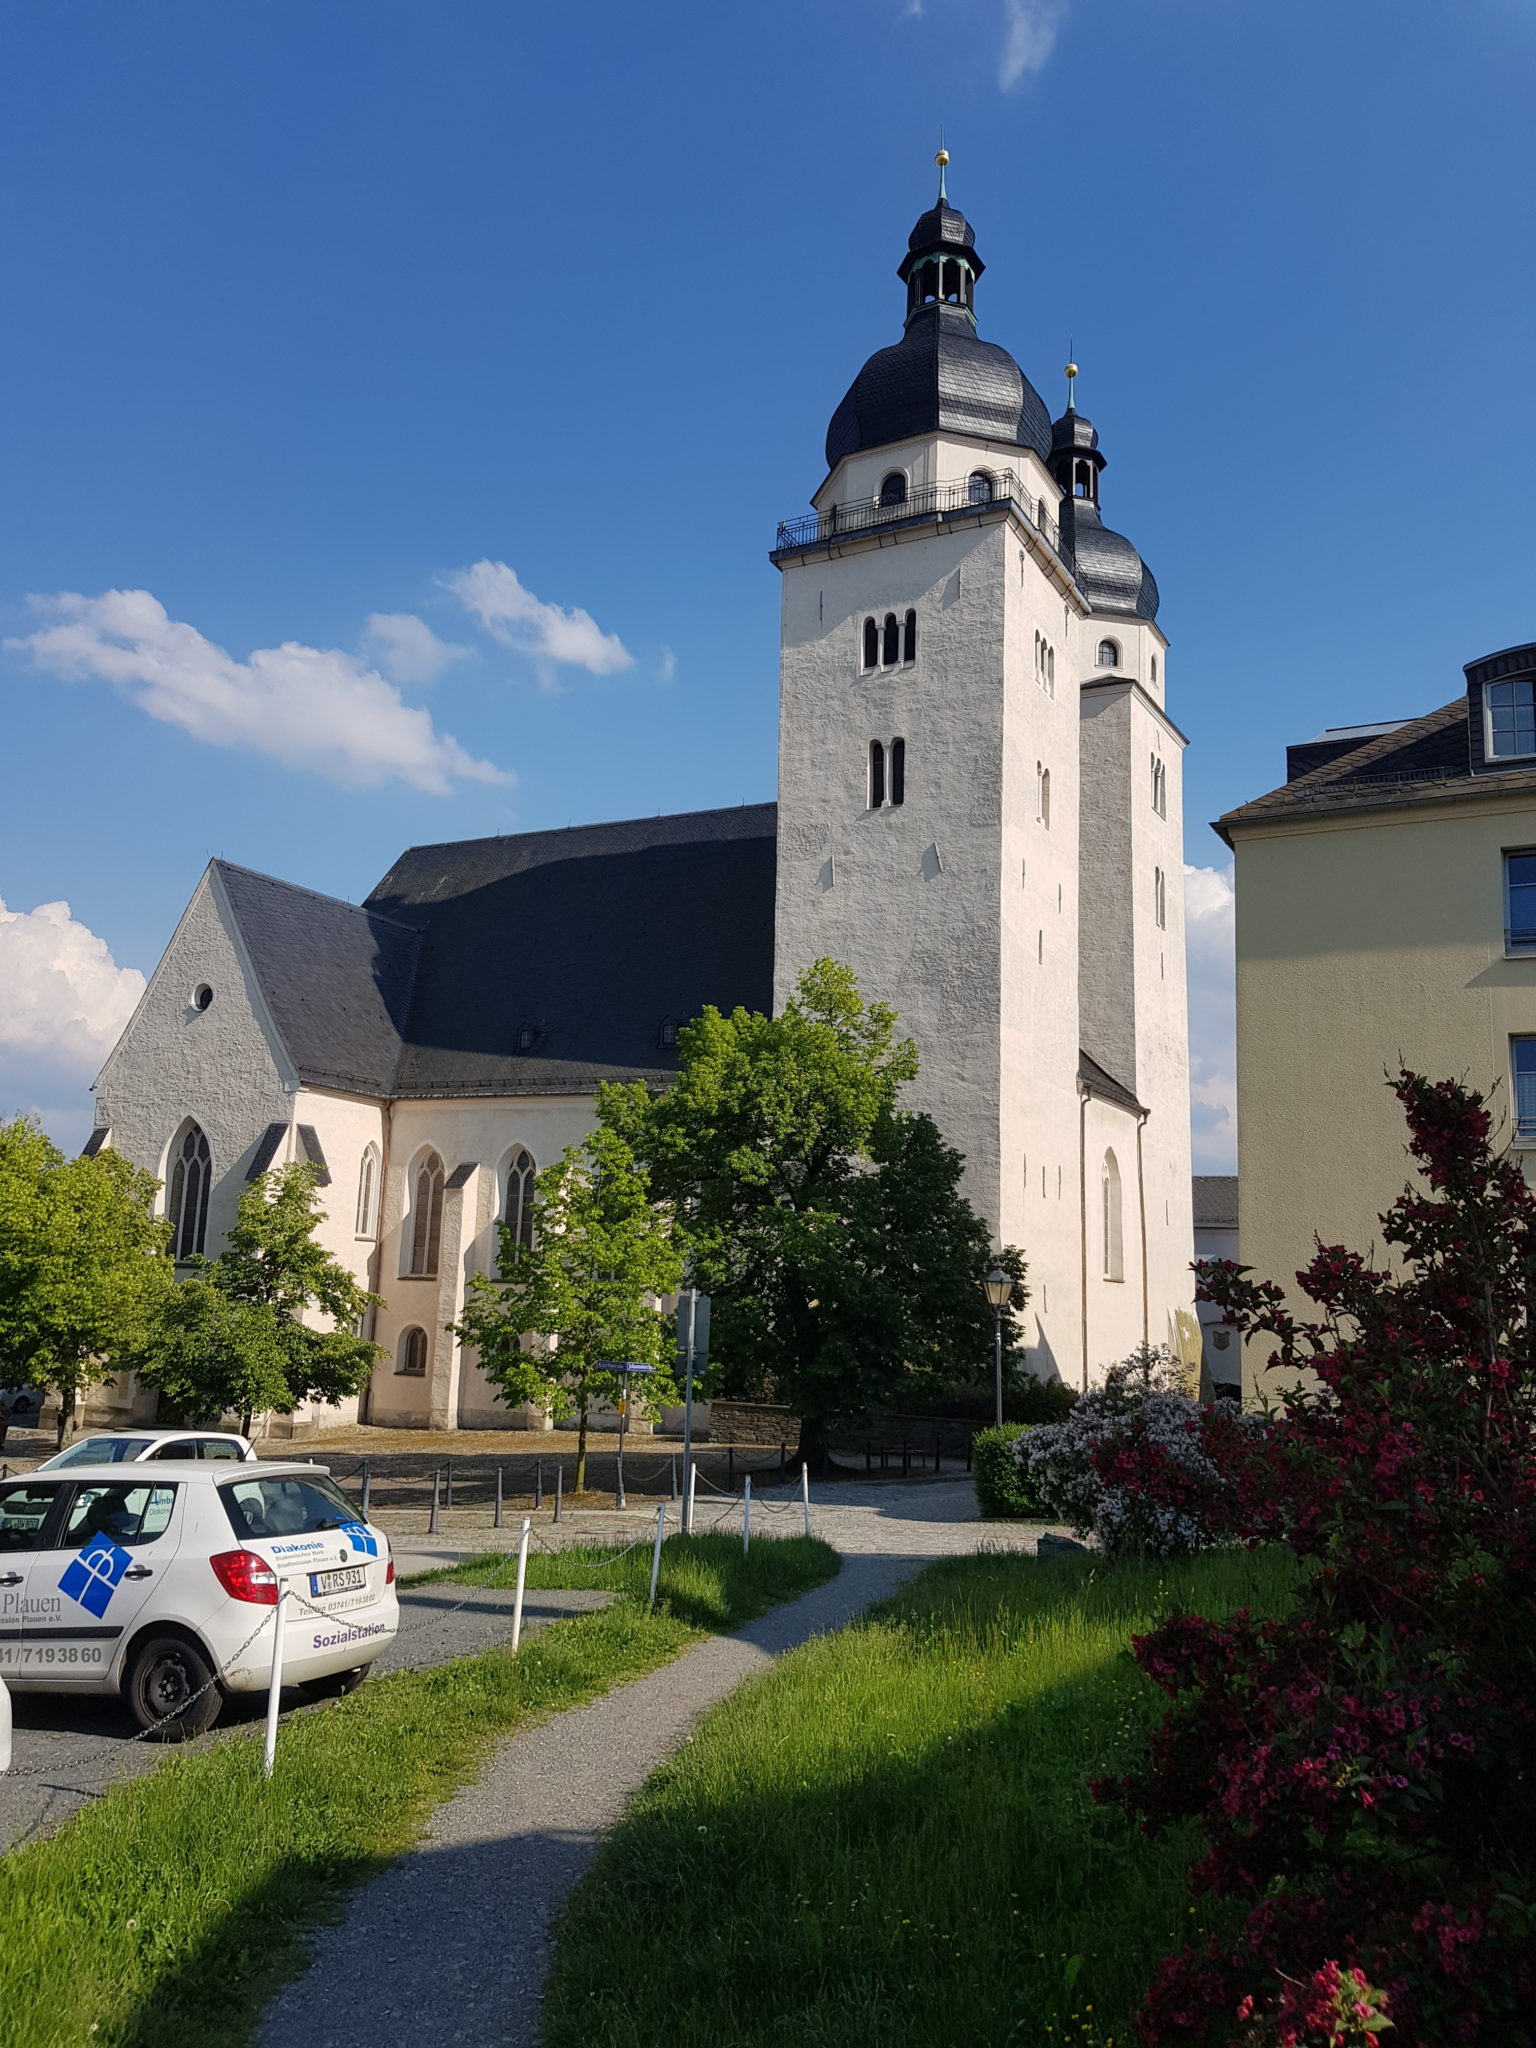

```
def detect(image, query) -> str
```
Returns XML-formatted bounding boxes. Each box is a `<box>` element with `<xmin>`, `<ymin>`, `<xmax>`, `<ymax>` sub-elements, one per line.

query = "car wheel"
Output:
<box><xmin>297</xmin><ymin>1664</ymin><xmax>370</xmax><ymax>1702</ymax></box>
<box><xmin>125</xmin><ymin>1634</ymin><xmax>223</xmax><ymax>1741</ymax></box>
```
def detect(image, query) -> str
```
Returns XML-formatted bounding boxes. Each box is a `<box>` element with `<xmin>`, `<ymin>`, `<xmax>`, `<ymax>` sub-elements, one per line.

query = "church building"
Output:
<box><xmin>87</xmin><ymin>167</ymin><xmax>1197</xmax><ymax>1432</ymax></box>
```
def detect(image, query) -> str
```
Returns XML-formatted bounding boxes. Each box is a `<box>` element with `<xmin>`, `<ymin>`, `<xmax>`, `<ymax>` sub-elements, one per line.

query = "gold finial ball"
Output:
<box><xmin>935</xmin><ymin>148</ymin><xmax>950</xmax><ymax>167</ymax></box>
<box><xmin>1065</xmin><ymin>361</ymin><xmax>1079</xmax><ymax>379</ymax></box>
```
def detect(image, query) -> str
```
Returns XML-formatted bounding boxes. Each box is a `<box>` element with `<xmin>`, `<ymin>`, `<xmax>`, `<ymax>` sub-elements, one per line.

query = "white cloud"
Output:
<box><xmin>1184</xmin><ymin>861</ymin><xmax>1237</xmax><ymax>1173</ymax></box>
<box><xmin>999</xmin><ymin>0</ymin><xmax>1067</xmax><ymax>86</ymax></box>
<box><xmin>0</xmin><ymin>897</ymin><xmax>146</xmax><ymax>1148</ymax></box>
<box><xmin>361</xmin><ymin>612</ymin><xmax>469</xmax><ymax>686</ymax></box>
<box><xmin>10</xmin><ymin>589</ymin><xmax>509</xmax><ymax>795</ymax></box>
<box><xmin>657</xmin><ymin>645</ymin><xmax>678</xmax><ymax>683</ymax></box>
<box><xmin>445</xmin><ymin>560</ymin><xmax>633</xmax><ymax>679</ymax></box>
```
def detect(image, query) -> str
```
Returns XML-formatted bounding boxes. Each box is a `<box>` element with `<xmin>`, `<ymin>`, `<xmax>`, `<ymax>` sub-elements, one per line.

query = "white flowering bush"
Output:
<box><xmin>1019</xmin><ymin>1344</ymin><xmax>1236</xmax><ymax>1559</ymax></box>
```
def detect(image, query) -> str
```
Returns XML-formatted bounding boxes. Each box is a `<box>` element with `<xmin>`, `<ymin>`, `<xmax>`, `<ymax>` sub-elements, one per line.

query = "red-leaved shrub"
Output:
<box><xmin>1100</xmin><ymin>1073</ymin><xmax>1536</xmax><ymax>2045</ymax></box>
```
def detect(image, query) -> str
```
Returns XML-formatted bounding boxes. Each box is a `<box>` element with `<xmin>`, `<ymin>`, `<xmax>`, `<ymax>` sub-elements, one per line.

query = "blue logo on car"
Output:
<box><xmin>59</xmin><ymin>1536</ymin><xmax>133</xmax><ymax>1617</ymax></box>
<box><xmin>339</xmin><ymin>1521</ymin><xmax>378</xmax><ymax>1558</ymax></box>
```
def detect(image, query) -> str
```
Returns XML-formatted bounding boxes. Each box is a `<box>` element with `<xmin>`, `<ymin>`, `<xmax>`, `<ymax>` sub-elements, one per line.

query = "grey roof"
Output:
<box><xmin>906</xmin><ymin>202</ymin><xmax>977</xmax><ymax>255</ymax></box>
<box><xmin>1078</xmin><ymin>1050</ymin><xmax>1144</xmax><ymax>1113</ymax></box>
<box><xmin>366</xmin><ymin>804</ymin><xmax>777</xmax><ymax>1098</ymax></box>
<box><xmin>1193</xmin><ymin>1175</ymin><xmax>1238</xmax><ymax>1229</ymax></box>
<box><xmin>215</xmin><ymin>862</ymin><xmax>420</xmax><ymax>1097</ymax></box>
<box><xmin>826</xmin><ymin>304</ymin><xmax>1053</xmax><ymax>470</ymax></box>
<box><xmin>1059</xmin><ymin>501</ymin><xmax>1160</xmax><ymax>621</ymax></box>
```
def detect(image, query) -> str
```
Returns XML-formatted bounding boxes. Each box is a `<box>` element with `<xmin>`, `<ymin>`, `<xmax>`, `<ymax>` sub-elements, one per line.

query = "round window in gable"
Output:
<box><xmin>193</xmin><ymin>984</ymin><xmax>214</xmax><ymax>1012</ymax></box>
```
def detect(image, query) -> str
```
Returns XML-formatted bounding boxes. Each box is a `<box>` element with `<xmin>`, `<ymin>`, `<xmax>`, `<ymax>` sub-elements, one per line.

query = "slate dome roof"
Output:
<box><xmin>907</xmin><ymin>202</ymin><xmax>976</xmax><ymax>253</ymax></box>
<box><xmin>1068</xmin><ymin>505</ymin><xmax>1161</xmax><ymax>620</ymax></box>
<box><xmin>826</xmin><ymin>305</ymin><xmax>1053</xmax><ymax>469</ymax></box>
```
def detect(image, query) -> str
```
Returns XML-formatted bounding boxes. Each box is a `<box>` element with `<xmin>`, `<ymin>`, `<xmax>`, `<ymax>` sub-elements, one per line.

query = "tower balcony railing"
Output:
<box><xmin>772</xmin><ymin>470</ymin><xmax>1061</xmax><ymax>560</ymax></box>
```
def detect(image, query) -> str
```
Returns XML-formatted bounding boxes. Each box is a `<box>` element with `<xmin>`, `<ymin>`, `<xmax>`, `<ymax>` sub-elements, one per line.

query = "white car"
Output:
<box><xmin>38</xmin><ymin>1429</ymin><xmax>256</xmax><ymax>1471</ymax></box>
<box><xmin>0</xmin><ymin>1460</ymin><xmax>397</xmax><ymax>1738</ymax></box>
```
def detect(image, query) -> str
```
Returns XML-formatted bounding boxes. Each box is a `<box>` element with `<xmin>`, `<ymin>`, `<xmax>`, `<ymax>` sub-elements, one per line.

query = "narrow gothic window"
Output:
<box><xmin>1036</xmin><ymin>763</ymin><xmax>1051</xmax><ymax>827</ymax></box>
<box><xmin>869</xmin><ymin>740</ymin><xmax>886</xmax><ymax>810</ymax></box>
<box><xmin>863</xmin><ymin>617</ymin><xmax>879</xmax><ymax>669</ymax></box>
<box><xmin>504</xmin><ymin>1148</ymin><xmax>537</xmax><ymax>1263</ymax></box>
<box><xmin>1150</xmin><ymin>654</ymin><xmax>1159</xmax><ymax>684</ymax></box>
<box><xmin>404</xmin><ymin>1150</ymin><xmax>445</xmax><ymax>1278</ymax></box>
<box><xmin>890</xmin><ymin>738</ymin><xmax>906</xmax><ymax>807</ymax></box>
<box><xmin>1096</xmin><ymin>638</ymin><xmax>1120</xmax><ymax>668</ymax></box>
<box><xmin>903</xmin><ymin>608</ymin><xmax>917</xmax><ymax>662</ymax></box>
<box><xmin>882</xmin><ymin>612</ymin><xmax>899</xmax><ymax>666</ymax></box>
<box><xmin>1151</xmin><ymin>755</ymin><xmax>1167</xmax><ymax>817</ymax></box>
<box><xmin>1102</xmin><ymin>1151</ymin><xmax>1124</xmax><ymax>1281</ymax></box>
<box><xmin>878</xmin><ymin>472</ymin><xmax>907</xmax><ymax>508</ymax></box>
<box><xmin>166</xmin><ymin>1121</ymin><xmax>212</xmax><ymax>1261</ymax></box>
<box><xmin>1154</xmin><ymin>866</ymin><xmax>1167</xmax><ymax>929</ymax></box>
<box><xmin>355</xmin><ymin>1143</ymin><xmax>381</xmax><ymax>1237</ymax></box>
<box><xmin>397</xmin><ymin>1327</ymin><xmax>428</xmax><ymax>1377</ymax></box>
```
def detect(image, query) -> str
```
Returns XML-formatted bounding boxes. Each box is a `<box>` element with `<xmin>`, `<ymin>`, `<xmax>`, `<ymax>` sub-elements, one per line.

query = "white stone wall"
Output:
<box><xmin>813</xmin><ymin>431</ymin><xmax>1058</xmax><ymax>522</ymax></box>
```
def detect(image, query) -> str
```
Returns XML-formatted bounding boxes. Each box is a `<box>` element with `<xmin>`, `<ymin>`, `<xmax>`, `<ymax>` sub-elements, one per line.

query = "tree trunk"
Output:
<box><xmin>55</xmin><ymin>1386</ymin><xmax>75</xmax><ymax>1450</ymax></box>
<box><xmin>795</xmin><ymin>1414</ymin><xmax>834</xmax><ymax>1477</ymax></box>
<box><xmin>575</xmin><ymin>1396</ymin><xmax>589</xmax><ymax>1495</ymax></box>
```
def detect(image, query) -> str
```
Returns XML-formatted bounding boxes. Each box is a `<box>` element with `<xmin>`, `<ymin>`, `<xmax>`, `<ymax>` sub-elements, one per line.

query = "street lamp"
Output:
<box><xmin>983</xmin><ymin>1262</ymin><xmax>1012</xmax><ymax>1429</ymax></box>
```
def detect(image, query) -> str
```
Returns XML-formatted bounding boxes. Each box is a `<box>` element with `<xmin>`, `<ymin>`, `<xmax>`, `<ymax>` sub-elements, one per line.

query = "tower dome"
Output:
<box><xmin>1048</xmin><ymin>405</ymin><xmax>1160</xmax><ymax>621</ymax></box>
<box><xmin>824</xmin><ymin>187</ymin><xmax>1052</xmax><ymax>470</ymax></box>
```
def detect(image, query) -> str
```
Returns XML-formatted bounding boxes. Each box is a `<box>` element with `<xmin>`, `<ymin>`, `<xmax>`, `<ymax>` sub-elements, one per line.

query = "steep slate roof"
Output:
<box><xmin>215</xmin><ymin>862</ymin><xmax>419</xmax><ymax>1096</ymax></box>
<box><xmin>1078</xmin><ymin>1050</ymin><xmax>1144</xmax><ymax>1114</ymax></box>
<box><xmin>1192</xmin><ymin>1175</ymin><xmax>1238</xmax><ymax>1230</ymax></box>
<box><xmin>366</xmin><ymin>804</ymin><xmax>778</xmax><ymax>1098</ymax></box>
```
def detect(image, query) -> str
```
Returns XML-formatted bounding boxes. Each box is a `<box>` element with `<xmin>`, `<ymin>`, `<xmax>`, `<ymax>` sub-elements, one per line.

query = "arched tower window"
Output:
<box><xmin>967</xmin><ymin>470</ymin><xmax>995</xmax><ymax>505</ymax></box>
<box><xmin>903</xmin><ymin>608</ymin><xmax>917</xmax><ymax>662</ymax></box>
<box><xmin>863</xmin><ymin>617</ymin><xmax>879</xmax><ymax>669</ymax></box>
<box><xmin>882</xmin><ymin>612</ymin><xmax>899</xmax><ymax>666</ymax></box>
<box><xmin>396</xmin><ymin>1327</ymin><xmax>428</xmax><ymax>1377</ymax></box>
<box><xmin>504</xmin><ymin>1148</ymin><xmax>537</xmax><ymax>1264</ymax></box>
<box><xmin>869</xmin><ymin>740</ymin><xmax>886</xmax><ymax>810</ymax></box>
<box><xmin>403</xmin><ymin>1149</ymin><xmax>445</xmax><ymax>1279</ymax></box>
<box><xmin>890</xmin><ymin>738</ymin><xmax>906</xmax><ymax>807</ymax></box>
<box><xmin>1151</xmin><ymin>755</ymin><xmax>1167</xmax><ymax>818</ymax></box>
<box><xmin>355</xmin><ymin>1142</ymin><xmax>381</xmax><ymax>1238</ymax></box>
<box><xmin>1096</xmin><ymin>638</ymin><xmax>1120</xmax><ymax>669</ymax></box>
<box><xmin>1074</xmin><ymin>460</ymin><xmax>1093</xmax><ymax>500</ymax></box>
<box><xmin>878</xmin><ymin>472</ymin><xmax>907</xmax><ymax>508</ymax></box>
<box><xmin>1036</xmin><ymin>763</ymin><xmax>1051</xmax><ymax>828</ymax></box>
<box><xmin>1154</xmin><ymin>866</ymin><xmax>1167</xmax><ymax>929</ymax></box>
<box><xmin>1102</xmin><ymin>1151</ymin><xmax>1124</xmax><ymax>1281</ymax></box>
<box><xmin>166</xmin><ymin>1121</ymin><xmax>212</xmax><ymax>1262</ymax></box>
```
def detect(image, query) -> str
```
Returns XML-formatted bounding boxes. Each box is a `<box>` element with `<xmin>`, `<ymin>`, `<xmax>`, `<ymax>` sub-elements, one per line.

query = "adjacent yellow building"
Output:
<box><xmin>1218</xmin><ymin>641</ymin><xmax>1536</xmax><ymax>1399</ymax></box>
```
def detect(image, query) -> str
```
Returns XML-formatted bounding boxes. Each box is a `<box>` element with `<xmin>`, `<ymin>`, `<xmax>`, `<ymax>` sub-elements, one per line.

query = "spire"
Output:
<box><xmin>936</xmin><ymin>136</ymin><xmax>949</xmax><ymax>204</ymax></box>
<box><xmin>1064</xmin><ymin>346</ymin><xmax>1078</xmax><ymax>414</ymax></box>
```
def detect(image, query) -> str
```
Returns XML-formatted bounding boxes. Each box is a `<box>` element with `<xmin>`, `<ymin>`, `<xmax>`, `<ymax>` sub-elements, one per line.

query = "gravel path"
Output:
<box><xmin>256</xmin><ymin>1555</ymin><xmax>928</xmax><ymax>2048</ymax></box>
<box><xmin>0</xmin><ymin>1584</ymin><xmax>612</xmax><ymax>1854</ymax></box>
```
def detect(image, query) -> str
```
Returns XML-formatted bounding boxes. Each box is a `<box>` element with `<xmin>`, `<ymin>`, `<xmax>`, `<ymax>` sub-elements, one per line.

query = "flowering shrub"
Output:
<box><xmin>1020</xmin><ymin>1344</ymin><xmax>1242</xmax><ymax>1558</ymax></box>
<box><xmin>1101</xmin><ymin>1074</ymin><xmax>1536</xmax><ymax>2045</ymax></box>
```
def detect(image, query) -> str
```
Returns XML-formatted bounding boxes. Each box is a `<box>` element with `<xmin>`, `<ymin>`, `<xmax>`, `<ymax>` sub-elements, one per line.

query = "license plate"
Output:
<box><xmin>310</xmin><ymin>1566</ymin><xmax>367</xmax><ymax>1595</ymax></box>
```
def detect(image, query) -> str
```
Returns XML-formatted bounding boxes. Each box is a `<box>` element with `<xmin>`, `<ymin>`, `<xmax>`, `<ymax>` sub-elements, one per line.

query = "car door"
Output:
<box><xmin>35</xmin><ymin>1478</ymin><xmax>185</xmax><ymax>1684</ymax></box>
<box><xmin>0</xmin><ymin>1479</ymin><xmax>67</xmax><ymax>1687</ymax></box>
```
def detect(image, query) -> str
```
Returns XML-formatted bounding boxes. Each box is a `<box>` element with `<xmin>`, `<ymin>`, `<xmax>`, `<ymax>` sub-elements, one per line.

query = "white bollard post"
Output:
<box><xmin>510</xmin><ymin>1517</ymin><xmax>532</xmax><ymax>1653</ymax></box>
<box><xmin>801</xmin><ymin>1460</ymin><xmax>811</xmax><ymax>1538</ymax></box>
<box><xmin>685</xmin><ymin>1457</ymin><xmax>697</xmax><ymax>1536</ymax></box>
<box><xmin>262</xmin><ymin>1587</ymin><xmax>289</xmax><ymax>1780</ymax></box>
<box><xmin>742</xmin><ymin>1473</ymin><xmax>752</xmax><ymax>1554</ymax></box>
<box><xmin>648</xmin><ymin>1500</ymin><xmax>667</xmax><ymax>1606</ymax></box>
<box><xmin>0</xmin><ymin>1670</ymin><xmax>11</xmax><ymax>1775</ymax></box>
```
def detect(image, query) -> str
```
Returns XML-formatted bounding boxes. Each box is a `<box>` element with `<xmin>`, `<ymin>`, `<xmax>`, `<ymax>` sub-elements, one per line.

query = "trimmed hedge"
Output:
<box><xmin>972</xmin><ymin>1423</ymin><xmax>1043</xmax><ymax>1518</ymax></box>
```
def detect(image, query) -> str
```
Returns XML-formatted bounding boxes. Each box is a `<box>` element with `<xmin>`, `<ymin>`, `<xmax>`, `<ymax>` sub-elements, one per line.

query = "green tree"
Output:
<box><xmin>607</xmin><ymin>959</ymin><xmax>1028</xmax><ymax>1465</ymax></box>
<box><xmin>452</xmin><ymin>1126</ymin><xmax>683</xmax><ymax>1492</ymax></box>
<box><xmin>0</xmin><ymin>1117</ymin><xmax>174</xmax><ymax>1445</ymax></box>
<box><xmin>140</xmin><ymin>1162</ymin><xmax>382</xmax><ymax>1433</ymax></box>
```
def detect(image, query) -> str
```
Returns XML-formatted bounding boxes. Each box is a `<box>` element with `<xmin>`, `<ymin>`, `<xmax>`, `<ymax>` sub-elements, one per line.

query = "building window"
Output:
<box><xmin>889</xmin><ymin>738</ymin><xmax>905</xmax><ymax>807</ymax></box>
<box><xmin>967</xmin><ymin>470</ymin><xmax>995</xmax><ymax>506</ymax></box>
<box><xmin>1102</xmin><ymin>1150</ymin><xmax>1124</xmax><ymax>1281</ymax></box>
<box><xmin>355</xmin><ymin>1143</ymin><xmax>381</xmax><ymax>1238</ymax></box>
<box><xmin>1151</xmin><ymin>755</ymin><xmax>1167</xmax><ymax>817</ymax></box>
<box><xmin>403</xmin><ymin>1150</ymin><xmax>445</xmax><ymax>1278</ymax></box>
<box><xmin>1487</xmin><ymin>679</ymin><xmax>1536</xmax><ymax>760</ymax></box>
<box><xmin>658</xmin><ymin>1017</ymin><xmax>680</xmax><ymax>1048</ymax></box>
<box><xmin>1514</xmin><ymin>1039</ymin><xmax>1536</xmax><ymax>1142</ymax></box>
<box><xmin>515</xmin><ymin>1024</ymin><xmax>540</xmax><ymax>1053</ymax></box>
<box><xmin>1096</xmin><ymin>638</ymin><xmax>1120</xmax><ymax>669</ymax></box>
<box><xmin>878</xmin><ymin>471</ymin><xmax>907</xmax><ymax>508</ymax></box>
<box><xmin>882</xmin><ymin>612</ymin><xmax>900</xmax><ymax>666</ymax></box>
<box><xmin>1154</xmin><ymin>866</ymin><xmax>1167</xmax><ymax>929</ymax></box>
<box><xmin>193</xmin><ymin>983</ymin><xmax>213</xmax><ymax>1012</ymax></box>
<box><xmin>1036</xmin><ymin>762</ymin><xmax>1051</xmax><ymax>827</ymax></box>
<box><xmin>1506</xmin><ymin>850</ymin><xmax>1536</xmax><ymax>951</ymax></box>
<box><xmin>903</xmin><ymin>608</ymin><xmax>917</xmax><ymax>662</ymax></box>
<box><xmin>166</xmin><ymin>1121</ymin><xmax>212</xmax><ymax>1262</ymax></box>
<box><xmin>504</xmin><ymin>1148</ymin><xmax>537</xmax><ymax>1263</ymax></box>
<box><xmin>1150</xmin><ymin>654</ymin><xmax>1159</xmax><ymax>684</ymax></box>
<box><xmin>869</xmin><ymin>740</ymin><xmax>886</xmax><ymax>810</ymax></box>
<box><xmin>862</xmin><ymin>617</ymin><xmax>879</xmax><ymax>669</ymax></box>
<box><xmin>396</xmin><ymin>1327</ymin><xmax>428</xmax><ymax>1377</ymax></box>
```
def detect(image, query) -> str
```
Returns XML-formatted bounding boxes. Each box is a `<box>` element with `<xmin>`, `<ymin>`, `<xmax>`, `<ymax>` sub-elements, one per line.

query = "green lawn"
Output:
<box><xmin>0</xmin><ymin>1535</ymin><xmax>838</xmax><ymax>2048</ymax></box>
<box><xmin>543</xmin><ymin>1546</ymin><xmax>1298</xmax><ymax>2048</ymax></box>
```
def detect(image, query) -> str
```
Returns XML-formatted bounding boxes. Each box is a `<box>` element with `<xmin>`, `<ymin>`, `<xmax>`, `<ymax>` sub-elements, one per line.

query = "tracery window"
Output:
<box><xmin>403</xmin><ymin>1150</ymin><xmax>445</xmax><ymax>1279</ymax></box>
<box><xmin>397</xmin><ymin>1327</ymin><xmax>428</xmax><ymax>1377</ymax></box>
<box><xmin>355</xmin><ymin>1143</ymin><xmax>381</xmax><ymax>1238</ymax></box>
<box><xmin>504</xmin><ymin>1148</ymin><xmax>537</xmax><ymax>1264</ymax></box>
<box><xmin>166</xmin><ymin>1121</ymin><xmax>212</xmax><ymax>1262</ymax></box>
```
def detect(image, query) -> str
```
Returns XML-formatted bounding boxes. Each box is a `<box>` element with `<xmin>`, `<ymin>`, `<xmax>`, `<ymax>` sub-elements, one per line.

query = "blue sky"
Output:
<box><xmin>2</xmin><ymin>0</ymin><xmax>1533</xmax><ymax>1169</ymax></box>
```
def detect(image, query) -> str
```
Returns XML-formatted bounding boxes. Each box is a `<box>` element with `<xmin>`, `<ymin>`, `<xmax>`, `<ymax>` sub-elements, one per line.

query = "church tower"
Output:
<box><xmin>771</xmin><ymin>160</ymin><xmax>1195</xmax><ymax>1386</ymax></box>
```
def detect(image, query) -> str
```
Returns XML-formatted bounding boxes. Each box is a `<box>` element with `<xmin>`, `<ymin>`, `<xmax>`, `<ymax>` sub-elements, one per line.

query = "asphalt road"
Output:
<box><xmin>0</xmin><ymin>1581</ymin><xmax>612</xmax><ymax>1854</ymax></box>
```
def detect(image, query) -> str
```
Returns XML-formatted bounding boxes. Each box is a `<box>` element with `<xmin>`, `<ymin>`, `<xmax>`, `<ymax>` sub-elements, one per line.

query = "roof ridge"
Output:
<box><xmin>381</xmin><ymin>800</ymin><xmax>778</xmax><ymax>865</ymax></box>
<box><xmin>212</xmin><ymin>859</ymin><xmax>421</xmax><ymax>935</ymax></box>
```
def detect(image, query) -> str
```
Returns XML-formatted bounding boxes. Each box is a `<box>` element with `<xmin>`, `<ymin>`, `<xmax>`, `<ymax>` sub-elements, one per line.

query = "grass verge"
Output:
<box><xmin>543</xmin><ymin>1545</ymin><xmax>1298</xmax><ymax>2048</ymax></box>
<box><xmin>0</xmin><ymin>1535</ymin><xmax>837</xmax><ymax>2048</ymax></box>
<box><xmin>416</xmin><ymin>1528</ymin><xmax>841</xmax><ymax>1630</ymax></box>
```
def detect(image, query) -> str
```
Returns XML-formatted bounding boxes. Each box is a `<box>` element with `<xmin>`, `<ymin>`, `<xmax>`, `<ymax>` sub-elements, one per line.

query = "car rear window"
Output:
<box><xmin>49</xmin><ymin>1438</ymin><xmax>155</xmax><ymax>1467</ymax></box>
<box><xmin>219</xmin><ymin>1473</ymin><xmax>358</xmax><ymax>1541</ymax></box>
<box><xmin>61</xmin><ymin>1482</ymin><xmax>177</xmax><ymax>1549</ymax></box>
<box><xmin>196</xmin><ymin>1439</ymin><xmax>247</xmax><ymax>1462</ymax></box>
<box><xmin>0</xmin><ymin>1482</ymin><xmax>60</xmax><ymax>1551</ymax></box>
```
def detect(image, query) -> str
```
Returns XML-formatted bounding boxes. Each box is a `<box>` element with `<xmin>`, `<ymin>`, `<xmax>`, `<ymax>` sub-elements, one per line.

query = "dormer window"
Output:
<box><xmin>658</xmin><ymin>1017</ymin><xmax>680</xmax><ymax>1049</ymax></box>
<box><xmin>1487</xmin><ymin>679</ymin><xmax>1536</xmax><ymax>760</ymax></box>
<box><xmin>878</xmin><ymin>472</ymin><xmax>907</xmax><ymax>508</ymax></box>
<box><xmin>515</xmin><ymin>1024</ymin><xmax>540</xmax><ymax>1054</ymax></box>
